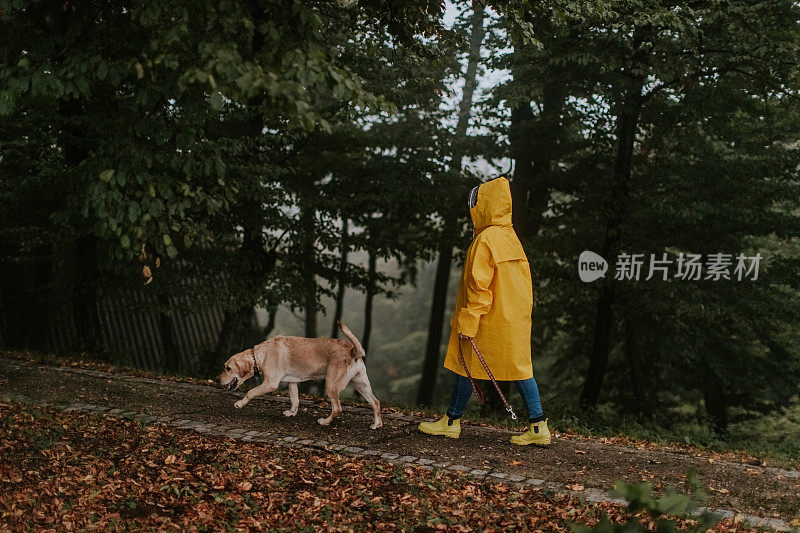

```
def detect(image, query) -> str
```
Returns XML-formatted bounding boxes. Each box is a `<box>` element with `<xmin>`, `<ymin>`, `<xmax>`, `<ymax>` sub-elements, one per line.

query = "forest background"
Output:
<box><xmin>2</xmin><ymin>0</ymin><xmax>799</xmax><ymax>458</ymax></box>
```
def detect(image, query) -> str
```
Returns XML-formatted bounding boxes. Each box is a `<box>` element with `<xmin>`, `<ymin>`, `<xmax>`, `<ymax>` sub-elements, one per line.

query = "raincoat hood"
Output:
<box><xmin>443</xmin><ymin>175</ymin><xmax>533</xmax><ymax>382</ymax></box>
<box><xmin>470</xmin><ymin>177</ymin><xmax>513</xmax><ymax>232</ymax></box>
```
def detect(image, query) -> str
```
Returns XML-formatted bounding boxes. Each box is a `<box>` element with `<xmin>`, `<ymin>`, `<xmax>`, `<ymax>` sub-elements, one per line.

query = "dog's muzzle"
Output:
<box><xmin>224</xmin><ymin>377</ymin><xmax>238</xmax><ymax>391</ymax></box>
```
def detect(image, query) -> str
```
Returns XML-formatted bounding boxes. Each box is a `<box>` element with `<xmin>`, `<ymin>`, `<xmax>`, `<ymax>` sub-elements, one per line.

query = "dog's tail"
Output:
<box><xmin>338</xmin><ymin>321</ymin><xmax>366</xmax><ymax>358</ymax></box>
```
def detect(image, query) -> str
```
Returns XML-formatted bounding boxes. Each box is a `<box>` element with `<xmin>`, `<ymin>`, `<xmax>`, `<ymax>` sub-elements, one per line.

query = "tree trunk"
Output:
<box><xmin>362</xmin><ymin>251</ymin><xmax>377</xmax><ymax>354</ymax></box>
<box><xmin>417</xmin><ymin>230</ymin><xmax>456</xmax><ymax>405</ymax></box>
<box><xmin>703</xmin><ymin>366</ymin><xmax>729</xmax><ymax>435</ymax></box>
<box><xmin>302</xmin><ymin>203</ymin><xmax>317</xmax><ymax>339</ymax></box>
<box><xmin>213</xmin><ymin>306</ymin><xmax>254</xmax><ymax>363</ymax></box>
<box><xmin>212</xmin><ymin>16</ymin><xmax>275</xmax><ymax>366</ymax></box>
<box><xmin>212</xmin><ymin>220</ymin><xmax>268</xmax><ymax>364</ymax></box>
<box><xmin>264</xmin><ymin>308</ymin><xmax>277</xmax><ymax>338</ymax></box>
<box><xmin>507</xmin><ymin>8</ymin><xmax>568</xmax><ymax>243</ymax></box>
<box><xmin>331</xmin><ymin>218</ymin><xmax>349</xmax><ymax>338</ymax></box>
<box><xmin>32</xmin><ymin>246</ymin><xmax>55</xmax><ymax>351</ymax></box>
<box><xmin>51</xmin><ymin>0</ymin><xmax>98</xmax><ymax>354</ymax></box>
<box><xmin>72</xmin><ymin>234</ymin><xmax>102</xmax><ymax>354</ymax></box>
<box><xmin>417</xmin><ymin>3</ymin><xmax>485</xmax><ymax>406</ymax></box>
<box><xmin>509</xmin><ymin>101</ymin><xmax>535</xmax><ymax>234</ymax></box>
<box><xmin>580</xmin><ymin>290</ymin><xmax>614</xmax><ymax>410</ymax></box>
<box><xmin>298</xmin><ymin>197</ymin><xmax>318</xmax><ymax>394</ymax></box>
<box><xmin>305</xmin><ymin>284</ymin><xmax>317</xmax><ymax>338</ymax></box>
<box><xmin>60</xmin><ymin>95</ymin><xmax>101</xmax><ymax>355</ymax></box>
<box><xmin>0</xmin><ymin>243</ymin><xmax>25</xmax><ymax>349</ymax></box>
<box><xmin>213</xmin><ymin>312</ymin><xmax>238</xmax><ymax>364</ymax></box>
<box><xmin>579</xmin><ymin>75</ymin><xmax>644</xmax><ymax>410</ymax></box>
<box><xmin>623</xmin><ymin>308</ymin><xmax>647</xmax><ymax>418</ymax></box>
<box><xmin>158</xmin><ymin>292</ymin><xmax>179</xmax><ymax>373</ymax></box>
<box><xmin>0</xmin><ymin>242</ymin><xmax>52</xmax><ymax>351</ymax></box>
<box><xmin>509</xmin><ymin>80</ymin><xmax>563</xmax><ymax>242</ymax></box>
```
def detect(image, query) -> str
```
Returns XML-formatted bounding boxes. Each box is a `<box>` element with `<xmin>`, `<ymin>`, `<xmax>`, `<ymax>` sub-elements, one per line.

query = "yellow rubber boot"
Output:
<box><xmin>510</xmin><ymin>419</ymin><xmax>551</xmax><ymax>446</ymax></box>
<box><xmin>418</xmin><ymin>415</ymin><xmax>461</xmax><ymax>439</ymax></box>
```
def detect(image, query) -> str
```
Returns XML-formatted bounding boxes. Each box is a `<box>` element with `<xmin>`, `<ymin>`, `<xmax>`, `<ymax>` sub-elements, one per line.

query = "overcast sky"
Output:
<box><xmin>441</xmin><ymin>1</ymin><xmax>512</xmax><ymax>178</ymax></box>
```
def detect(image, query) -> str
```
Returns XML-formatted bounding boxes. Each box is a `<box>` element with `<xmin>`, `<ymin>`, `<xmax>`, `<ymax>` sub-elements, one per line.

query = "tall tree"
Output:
<box><xmin>330</xmin><ymin>218</ymin><xmax>350</xmax><ymax>339</ymax></box>
<box><xmin>0</xmin><ymin>0</ymin><xmax>448</xmax><ymax>360</ymax></box>
<box><xmin>418</xmin><ymin>1</ymin><xmax>486</xmax><ymax>406</ymax></box>
<box><xmin>502</xmin><ymin>0</ymin><xmax>800</xmax><ymax>432</ymax></box>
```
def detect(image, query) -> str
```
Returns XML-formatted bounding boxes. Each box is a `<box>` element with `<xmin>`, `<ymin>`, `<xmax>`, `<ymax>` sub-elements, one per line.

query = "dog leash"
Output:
<box><xmin>457</xmin><ymin>335</ymin><xmax>517</xmax><ymax>420</ymax></box>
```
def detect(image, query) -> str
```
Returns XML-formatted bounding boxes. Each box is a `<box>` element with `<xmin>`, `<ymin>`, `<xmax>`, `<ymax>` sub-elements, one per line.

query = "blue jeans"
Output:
<box><xmin>445</xmin><ymin>371</ymin><xmax>544</xmax><ymax>422</ymax></box>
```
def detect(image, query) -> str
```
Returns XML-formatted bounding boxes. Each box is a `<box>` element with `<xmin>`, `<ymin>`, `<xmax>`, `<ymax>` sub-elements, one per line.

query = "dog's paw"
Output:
<box><xmin>317</xmin><ymin>417</ymin><xmax>331</xmax><ymax>426</ymax></box>
<box><xmin>234</xmin><ymin>399</ymin><xmax>247</xmax><ymax>409</ymax></box>
<box><xmin>283</xmin><ymin>409</ymin><xmax>298</xmax><ymax>417</ymax></box>
<box><xmin>370</xmin><ymin>419</ymin><xmax>383</xmax><ymax>430</ymax></box>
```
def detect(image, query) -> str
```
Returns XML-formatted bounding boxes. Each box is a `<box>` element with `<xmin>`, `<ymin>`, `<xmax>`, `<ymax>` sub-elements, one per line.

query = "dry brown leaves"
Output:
<box><xmin>3</xmin><ymin>351</ymin><xmax>794</xmax><ymax>475</ymax></box>
<box><xmin>0</xmin><ymin>401</ymin><xmax>764</xmax><ymax>532</ymax></box>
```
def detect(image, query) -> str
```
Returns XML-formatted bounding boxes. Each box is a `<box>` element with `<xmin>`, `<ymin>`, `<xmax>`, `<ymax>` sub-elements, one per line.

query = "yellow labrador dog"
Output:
<box><xmin>218</xmin><ymin>322</ymin><xmax>382</xmax><ymax>429</ymax></box>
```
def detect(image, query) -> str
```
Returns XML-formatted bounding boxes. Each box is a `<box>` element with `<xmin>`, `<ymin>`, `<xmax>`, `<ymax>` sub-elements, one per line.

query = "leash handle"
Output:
<box><xmin>458</xmin><ymin>335</ymin><xmax>517</xmax><ymax>420</ymax></box>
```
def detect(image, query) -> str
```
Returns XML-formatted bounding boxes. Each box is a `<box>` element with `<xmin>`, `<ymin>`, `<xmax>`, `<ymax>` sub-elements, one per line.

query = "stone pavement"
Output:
<box><xmin>1</xmin><ymin>356</ymin><xmax>795</xmax><ymax>531</ymax></box>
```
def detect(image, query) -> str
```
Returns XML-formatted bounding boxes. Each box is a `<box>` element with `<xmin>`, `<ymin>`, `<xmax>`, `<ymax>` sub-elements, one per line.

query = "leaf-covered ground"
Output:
<box><xmin>9</xmin><ymin>350</ymin><xmax>799</xmax><ymax>471</ymax></box>
<box><xmin>0</xmin><ymin>402</ymin><xmax>762</xmax><ymax>532</ymax></box>
<box><xmin>2</xmin><ymin>353</ymin><xmax>799</xmax><ymax>526</ymax></box>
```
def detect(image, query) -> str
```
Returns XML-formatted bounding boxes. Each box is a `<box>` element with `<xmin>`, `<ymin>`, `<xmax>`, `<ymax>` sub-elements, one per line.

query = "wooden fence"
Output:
<box><xmin>46</xmin><ymin>291</ymin><xmax>224</xmax><ymax>370</ymax></box>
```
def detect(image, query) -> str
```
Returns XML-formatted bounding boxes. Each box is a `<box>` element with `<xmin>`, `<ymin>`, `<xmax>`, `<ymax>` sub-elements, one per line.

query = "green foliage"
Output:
<box><xmin>0</xmin><ymin>0</ymin><xmax>455</xmax><ymax>335</ymax></box>
<box><xmin>571</xmin><ymin>471</ymin><xmax>720</xmax><ymax>533</ymax></box>
<box><xmin>2</xmin><ymin>0</ymin><xmax>800</xmax><ymax>441</ymax></box>
<box><xmin>493</xmin><ymin>0</ymin><xmax>800</xmax><ymax>431</ymax></box>
<box><xmin>2</xmin><ymin>0</ymin><xmax>371</xmax><ymax>262</ymax></box>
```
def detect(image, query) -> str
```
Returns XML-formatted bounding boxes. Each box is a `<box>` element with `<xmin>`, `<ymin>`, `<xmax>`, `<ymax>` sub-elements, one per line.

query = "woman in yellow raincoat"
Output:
<box><xmin>418</xmin><ymin>177</ymin><xmax>550</xmax><ymax>445</ymax></box>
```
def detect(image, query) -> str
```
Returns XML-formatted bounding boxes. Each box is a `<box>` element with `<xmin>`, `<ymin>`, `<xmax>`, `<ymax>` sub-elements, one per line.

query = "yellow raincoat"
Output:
<box><xmin>442</xmin><ymin>177</ymin><xmax>533</xmax><ymax>381</ymax></box>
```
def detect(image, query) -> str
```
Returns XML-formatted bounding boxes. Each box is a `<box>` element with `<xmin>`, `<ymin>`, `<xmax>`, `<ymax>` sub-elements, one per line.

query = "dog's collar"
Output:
<box><xmin>250</xmin><ymin>347</ymin><xmax>260</xmax><ymax>377</ymax></box>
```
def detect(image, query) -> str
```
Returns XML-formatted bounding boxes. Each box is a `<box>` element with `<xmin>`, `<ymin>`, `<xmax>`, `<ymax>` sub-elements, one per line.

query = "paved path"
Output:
<box><xmin>1</xmin><ymin>357</ymin><xmax>797</xmax><ymax>531</ymax></box>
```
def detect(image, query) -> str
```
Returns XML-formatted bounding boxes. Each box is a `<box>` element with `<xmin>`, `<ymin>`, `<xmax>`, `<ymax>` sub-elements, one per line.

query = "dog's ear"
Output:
<box><xmin>237</xmin><ymin>353</ymin><xmax>254</xmax><ymax>376</ymax></box>
<box><xmin>233</xmin><ymin>357</ymin><xmax>251</xmax><ymax>377</ymax></box>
